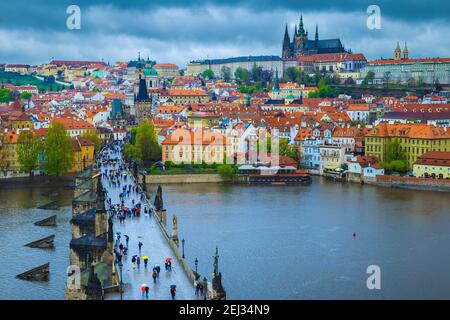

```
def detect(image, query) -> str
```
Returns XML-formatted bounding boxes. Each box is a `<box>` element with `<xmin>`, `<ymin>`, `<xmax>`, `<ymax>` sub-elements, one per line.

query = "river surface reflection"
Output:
<box><xmin>159</xmin><ymin>177</ymin><xmax>450</xmax><ymax>299</ymax></box>
<box><xmin>1</xmin><ymin>177</ymin><xmax>450</xmax><ymax>299</ymax></box>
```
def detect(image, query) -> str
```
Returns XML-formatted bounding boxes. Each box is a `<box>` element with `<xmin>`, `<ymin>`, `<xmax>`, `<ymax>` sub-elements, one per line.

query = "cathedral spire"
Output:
<box><xmin>282</xmin><ymin>23</ymin><xmax>291</xmax><ymax>59</ymax></box>
<box><xmin>283</xmin><ymin>23</ymin><xmax>290</xmax><ymax>42</ymax></box>
<box><xmin>298</xmin><ymin>14</ymin><xmax>305</xmax><ymax>35</ymax></box>
<box><xmin>315</xmin><ymin>24</ymin><xmax>319</xmax><ymax>42</ymax></box>
<box><xmin>274</xmin><ymin>69</ymin><xmax>280</xmax><ymax>92</ymax></box>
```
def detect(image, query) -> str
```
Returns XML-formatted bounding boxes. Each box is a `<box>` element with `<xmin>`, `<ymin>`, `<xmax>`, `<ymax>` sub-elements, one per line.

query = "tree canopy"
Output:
<box><xmin>43</xmin><ymin>122</ymin><xmax>74</xmax><ymax>176</ymax></box>
<box><xmin>202</xmin><ymin>69</ymin><xmax>215</xmax><ymax>80</ymax></box>
<box><xmin>234</xmin><ymin>67</ymin><xmax>250</xmax><ymax>85</ymax></box>
<box><xmin>17</xmin><ymin>130</ymin><xmax>41</xmax><ymax>175</ymax></box>
<box><xmin>0</xmin><ymin>88</ymin><xmax>12</xmax><ymax>103</ymax></box>
<box><xmin>125</xmin><ymin>120</ymin><xmax>161</xmax><ymax>165</ymax></box>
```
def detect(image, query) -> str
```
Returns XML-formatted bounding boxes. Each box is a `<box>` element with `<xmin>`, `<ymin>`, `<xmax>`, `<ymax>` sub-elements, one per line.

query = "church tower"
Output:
<box><xmin>394</xmin><ymin>42</ymin><xmax>402</xmax><ymax>60</ymax></box>
<box><xmin>282</xmin><ymin>24</ymin><xmax>291</xmax><ymax>59</ymax></box>
<box><xmin>294</xmin><ymin>14</ymin><xmax>308</xmax><ymax>57</ymax></box>
<box><xmin>403</xmin><ymin>42</ymin><xmax>409</xmax><ymax>60</ymax></box>
<box><xmin>315</xmin><ymin>24</ymin><xmax>319</xmax><ymax>44</ymax></box>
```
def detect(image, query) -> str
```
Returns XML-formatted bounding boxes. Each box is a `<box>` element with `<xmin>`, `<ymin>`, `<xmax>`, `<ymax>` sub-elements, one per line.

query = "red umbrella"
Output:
<box><xmin>165</xmin><ymin>257</ymin><xmax>172</xmax><ymax>262</ymax></box>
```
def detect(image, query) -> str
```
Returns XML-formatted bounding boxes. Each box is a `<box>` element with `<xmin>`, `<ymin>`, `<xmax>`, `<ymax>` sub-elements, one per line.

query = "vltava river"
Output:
<box><xmin>1</xmin><ymin>177</ymin><xmax>450</xmax><ymax>299</ymax></box>
<box><xmin>161</xmin><ymin>177</ymin><xmax>450</xmax><ymax>299</ymax></box>
<box><xmin>0</xmin><ymin>186</ymin><xmax>73</xmax><ymax>300</ymax></box>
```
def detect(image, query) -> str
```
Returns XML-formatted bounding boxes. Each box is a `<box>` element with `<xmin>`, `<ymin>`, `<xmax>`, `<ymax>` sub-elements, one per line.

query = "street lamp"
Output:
<box><xmin>181</xmin><ymin>238</ymin><xmax>185</xmax><ymax>258</ymax></box>
<box><xmin>194</xmin><ymin>258</ymin><xmax>198</xmax><ymax>280</ymax></box>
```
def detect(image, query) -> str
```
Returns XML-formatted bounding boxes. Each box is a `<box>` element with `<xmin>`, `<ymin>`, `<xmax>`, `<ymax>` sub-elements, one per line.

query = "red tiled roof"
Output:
<box><xmin>369</xmin><ymin>58</ymin><xmax>450</xmax><ymax>65</ymax></box>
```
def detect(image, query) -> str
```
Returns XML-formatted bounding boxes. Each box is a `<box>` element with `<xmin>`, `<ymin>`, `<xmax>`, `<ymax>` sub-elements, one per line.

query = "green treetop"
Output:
<box><xmin>43</xmin><ymin>122</ymin><xmax>74</xmax><ymax>176</ymax></box>
<box><xmin>17</xmin><ymin>130</ymin><xmax>41</xmax><ymax>176</ymax></box>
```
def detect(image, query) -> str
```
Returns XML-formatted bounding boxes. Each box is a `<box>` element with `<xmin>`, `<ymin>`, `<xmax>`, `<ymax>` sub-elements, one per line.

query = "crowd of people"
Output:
<box><xmin>98</xmin><ymin>141</ymin><xmax>183</xmax><ymax>300</ymax></box>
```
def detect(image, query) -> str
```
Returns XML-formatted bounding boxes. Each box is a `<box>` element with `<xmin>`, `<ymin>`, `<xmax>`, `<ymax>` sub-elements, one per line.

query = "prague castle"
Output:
<box><xmin>282</xmin><ymin>14</ymin><xmax>346</xmax><ymax>59</ymax></box>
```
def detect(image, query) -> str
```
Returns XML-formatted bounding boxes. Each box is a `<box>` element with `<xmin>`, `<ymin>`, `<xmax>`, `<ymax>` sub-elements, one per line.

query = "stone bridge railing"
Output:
<box><xmin>134</xmin><ymin>175</ymin><xmax>213</xmax><ymax>298</ymax></box>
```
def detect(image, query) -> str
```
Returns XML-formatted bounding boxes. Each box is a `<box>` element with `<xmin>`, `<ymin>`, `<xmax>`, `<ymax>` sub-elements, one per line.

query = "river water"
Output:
<box><xmin>159</xmin><ymin>177</ymin><xmax>450</xmax><ymax>300</ymax></box>
<box><xmin>1</xmin><ymin>178</ymin><xmax>450</xmax><ymax>299</ymax></box>
<box><xmin>0</xmin><ymin>187</ymin><xmax>73</xmax><ymax>300</ymax></box>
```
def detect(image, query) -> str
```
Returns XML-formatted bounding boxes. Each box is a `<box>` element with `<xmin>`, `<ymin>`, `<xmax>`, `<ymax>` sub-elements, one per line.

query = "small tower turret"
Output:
<box><xmin>394</xmin><ymin>42</ymin><xmax>402</xmax><ymax>60</ymax></box>
<box><xmin>403</xmin><ymin>42</ymin><xmax>409</xmax><ymax>60</ymax></box>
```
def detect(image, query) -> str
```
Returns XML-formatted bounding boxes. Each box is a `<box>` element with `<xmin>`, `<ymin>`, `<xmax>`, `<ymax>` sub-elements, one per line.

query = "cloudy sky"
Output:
<box><xmin>0</xmin><ymin>0</ymin><xmax>449</xmax><ymax>67</ymax></box>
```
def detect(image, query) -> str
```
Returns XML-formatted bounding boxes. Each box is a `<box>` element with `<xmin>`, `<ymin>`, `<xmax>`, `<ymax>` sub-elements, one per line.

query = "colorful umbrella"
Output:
<box><xmin>165</xmin><ymin>257</ymin><xmax>172</xmax><ymax>262</ymax></box>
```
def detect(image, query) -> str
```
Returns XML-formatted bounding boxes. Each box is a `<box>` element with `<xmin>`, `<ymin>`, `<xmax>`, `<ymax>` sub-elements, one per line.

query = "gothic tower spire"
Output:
<box><xmin>315</xmin><ymin>24</ymin><xmax>319</xmax><ymax>42</ymax></box>
<box><xmin>282</xmin><ymin>24</ymin><xmax>291</xmax><ymax>59</ymax></box>
<box><xmin>298</xmin><ymin>14</ymin><xmax>305</xmax><ymax>35</ymax></box>
<box><xmin>274</xmin><ymin>69</ymin><xmax>280</xmax><ymax>92</ymax></box>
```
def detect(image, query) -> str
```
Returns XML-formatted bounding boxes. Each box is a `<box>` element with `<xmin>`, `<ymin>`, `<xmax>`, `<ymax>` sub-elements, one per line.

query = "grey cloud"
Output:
<box><xmin>0</xmin><ymin>1</ymin><xmax>449</xmax><ymax>66</ymax></box>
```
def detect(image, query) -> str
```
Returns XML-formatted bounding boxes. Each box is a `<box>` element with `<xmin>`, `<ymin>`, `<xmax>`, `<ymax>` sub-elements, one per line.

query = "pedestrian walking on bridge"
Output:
<box><xmin>143</xmin><ymin>256</ymin><xmax>148</xmax><ymax>269</ymax></box>
<box><xmin>138</xmin><ymin>242</ymin><xmax>143</xmax><ymax>255</ymax></box>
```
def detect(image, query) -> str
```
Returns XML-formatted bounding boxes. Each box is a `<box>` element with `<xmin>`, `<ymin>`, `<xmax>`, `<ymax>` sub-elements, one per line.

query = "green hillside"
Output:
<box><xmin>0</xmin><ymin>70</ymin><xmax>67</xmax><ymax>92</ymax></box>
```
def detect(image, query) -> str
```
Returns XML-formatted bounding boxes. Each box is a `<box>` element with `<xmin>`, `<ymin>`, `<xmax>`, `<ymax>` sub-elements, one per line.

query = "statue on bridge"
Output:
<box><xmin>172</xmin><ymin>215</ymin><xmax>179</xmax><ymax>246</ymax></box>
<box><xmin>154</xmin><ymin>185</ymin><xmax>164</xmax><ymax>211</ymax></box>
<box><xmin>211</xmin><ymin>246</ymin><xmax>226</xmax><ymax>300</ymax></box>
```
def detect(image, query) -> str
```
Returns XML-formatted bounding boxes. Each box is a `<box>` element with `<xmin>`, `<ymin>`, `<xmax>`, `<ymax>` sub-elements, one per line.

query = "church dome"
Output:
<box><xmin>144</xmin><ymin>67</ymin><xmax>158</xmax><ymax>76</ymax></box>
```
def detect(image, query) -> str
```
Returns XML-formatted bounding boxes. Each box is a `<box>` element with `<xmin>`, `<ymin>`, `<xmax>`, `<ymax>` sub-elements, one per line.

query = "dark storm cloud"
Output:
<box><xmin>1</xmin><ymin>0</ymin><xmax>449</xmax><ymax>29</ymax></box>
<box><xmin>0</xmin><ymin>1</ymin><xmax>449</xmax><ymax>65</ymax></box>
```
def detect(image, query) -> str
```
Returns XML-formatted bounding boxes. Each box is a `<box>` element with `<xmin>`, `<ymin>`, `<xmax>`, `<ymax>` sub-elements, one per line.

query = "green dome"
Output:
<box><xmin>144</xmin><ymin>67</ymin><xmax>158</xmax><ymax>76</ymax></box>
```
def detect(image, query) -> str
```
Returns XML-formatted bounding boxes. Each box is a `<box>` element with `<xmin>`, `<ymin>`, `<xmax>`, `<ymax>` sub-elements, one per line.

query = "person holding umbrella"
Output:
<box><xmin>142</xmin><ymin>256</ymin><xmax>148</xmax><ymax>269</ymax></box>
<box><xmin>154</xmin><ymin>264</ymin><xmax>160</xmax><ymax>277</ymax></box>
<box><xmin>165</xmin><ymin>257</ymin><xmax>172</xmax><ymax>271</ymax></box>
<box><xmin>170</xmin><ymin>285</ymin><xmax>176</xmax><ymax>300</ymax></box>
<box><xmin>140</xmin><ymin>284</ymin><xmax>149</xmax><ymax>299</ymax></box>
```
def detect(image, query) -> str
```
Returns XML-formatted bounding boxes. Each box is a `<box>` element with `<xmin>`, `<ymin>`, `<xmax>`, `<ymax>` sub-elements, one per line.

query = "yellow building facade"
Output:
<box><xmin>70</xmin><ymin>136</ymin><xmax>95</xmax><ymax>173</ymax></box>
<box><xmin>365</xmin><ymin>123</ymin><xmax>450</xmax><ymax>168</ymax></box>
<box><xmin>413</xmin><ymin>151</ymin><xmax>450</xmax><ymax>179</ymax></box>
<box><xmin>162</xmin><ymin>130</ymin><xmax>230</xmax><ymax>164</ymax></box>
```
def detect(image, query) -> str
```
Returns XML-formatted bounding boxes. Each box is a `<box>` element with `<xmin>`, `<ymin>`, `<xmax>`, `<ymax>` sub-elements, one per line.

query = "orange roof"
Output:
<box><xmin>53</xmin><ymin>117</ymin><xmax>94</xmax><ymax>130</ymax></box>
<box><xmin>154</xmin><ymin>63</ymin><xmax>179</xmax><ymax>69</ymax></box>
<box><xmin>2</xmin><ymin>131</ymin><xmax>19</xmax><ymax>144</ymax></box>
<box><xmin>156</xmin><ymin>106</ymin><xmax>187</xmax><ymax>114</ymax></box>
<box><xmin>415</xmin><ymin>151</ymin><xmax>450</xmax><ymax>166</ymax></box>
<box><xmin>297</xmin><ymin>52</ymin><xmax>366</xmax><ymax>63</ymax></box>
<box><xmin>367</xmin><ymin>123</ymin><xmax>450</xmax><ymax>139</ymax></box>
<box><xmin>333</xmin><ymin>126</ymin><xmax>358</xmax><ymax>137</ymax></box>
<box><xmin>347</xmin><ymin>104</ymin><xmax>369</xmax><ymax>111</ymax></box>
<box><xmin>369</xmin><ymin>57</ymin><xmax>450</xmax><ymax>65</ymax></box>
<box><xmin>323</xmin><ymin>111</ymin><xmax>351</xmax><ymax>123</ymax></box>
<box><xmin>294</xmin><ymin>128</ymin><xmax>313</xmax><ymax>141</ymax></box>
<box><xmin>168</xmin><ymin>90</ymin><xmax>208</xmax><ymax>97</ymax></box>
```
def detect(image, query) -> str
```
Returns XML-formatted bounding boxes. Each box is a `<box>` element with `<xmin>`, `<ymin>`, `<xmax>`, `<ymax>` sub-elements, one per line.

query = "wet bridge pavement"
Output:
<box><xmin>101</xmin><ymin>150</ymin><xmax>199</xmax><ymax>300</ymax></box>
